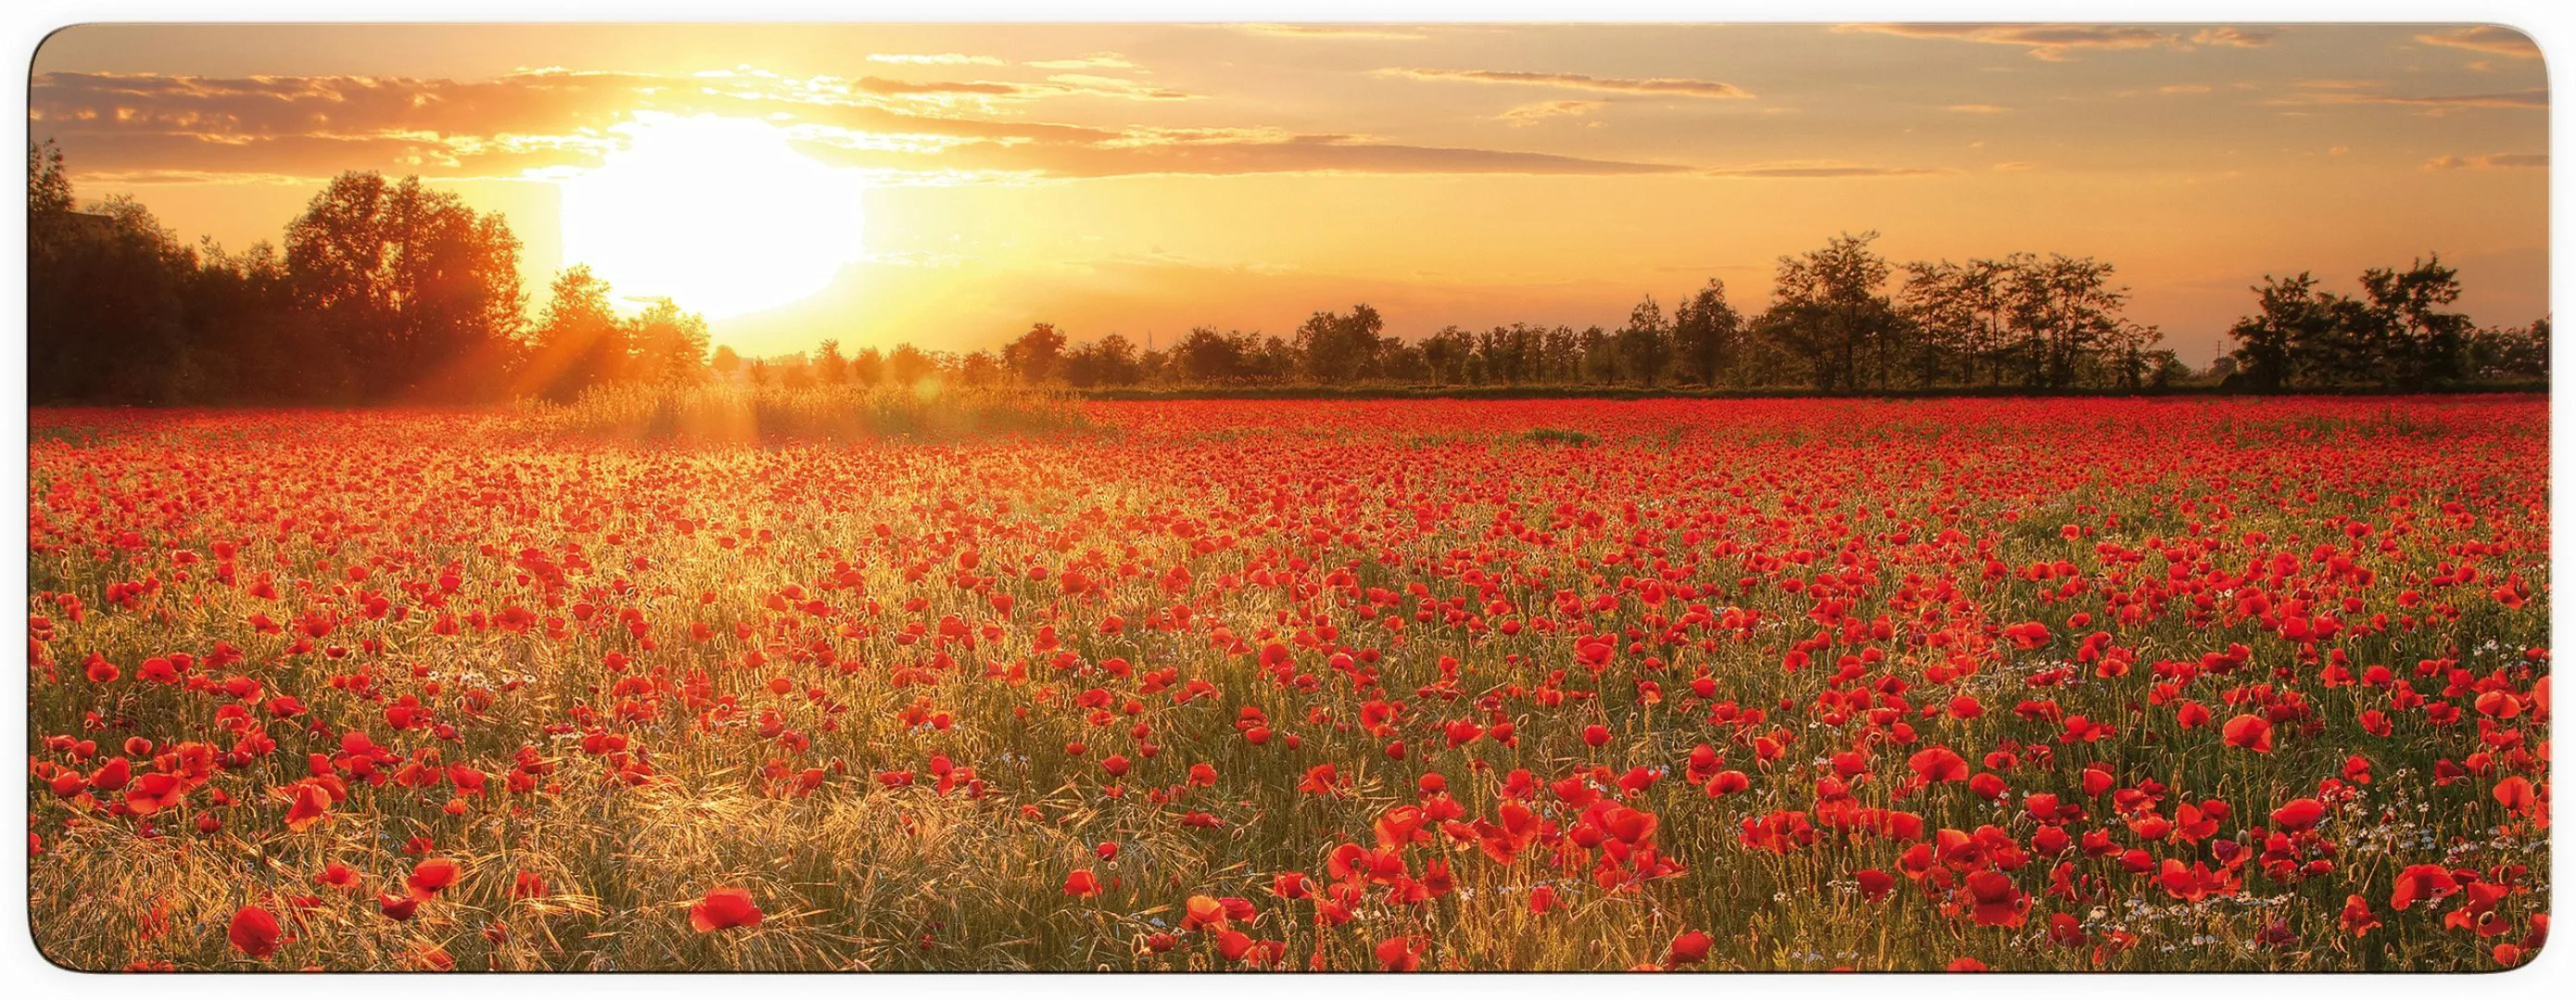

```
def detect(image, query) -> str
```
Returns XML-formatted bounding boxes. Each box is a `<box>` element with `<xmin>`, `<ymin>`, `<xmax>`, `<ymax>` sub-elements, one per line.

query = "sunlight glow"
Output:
<box><xmin>559</xmin><ymin>114</ymin><xmax>866</xmax><ymax>319</ymax></box>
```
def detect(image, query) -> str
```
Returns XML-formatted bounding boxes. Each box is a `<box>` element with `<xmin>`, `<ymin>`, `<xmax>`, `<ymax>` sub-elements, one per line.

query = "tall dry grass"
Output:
<box><xmin>526</xmin><ymin>381</ymin><xmax>1092</xmax><ymax>444</ymax></box>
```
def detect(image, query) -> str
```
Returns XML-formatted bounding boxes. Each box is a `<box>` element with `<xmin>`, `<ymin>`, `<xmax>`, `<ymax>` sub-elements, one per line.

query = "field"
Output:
<box><xmin>24</xmin><ymin>396</ymin><xmax>2551</xmax><ymax>972</ymax></box>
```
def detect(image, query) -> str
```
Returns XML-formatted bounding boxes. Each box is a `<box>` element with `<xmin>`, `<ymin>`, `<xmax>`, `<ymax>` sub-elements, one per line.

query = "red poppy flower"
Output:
<box><xmin>1062</xmin><ymin>869</ymin><xmax>1102</xmax><ymax>898</ymax></box>
<box><xmin>2268</xmin><ymin>797</ymin><xmax>2325</xmax><ymax>831</ymax></box>
<box><xmin>1375</xmin><ymin>935</ymin><xmax>1423</xmax><ymax>971</ymax></box>
<box><xmin>1963</xmin><ymin>870</ymin><xmax>2028</xmax><ymax>927</ymax></box>
<box><xmin>406</xmin><ymin>857</ymin><xmax>462</xmax><ymax>900</ymax></box>
<box><xmin>227</xmin><ymin>905</ymin><xmax>281</xmax><ymax>958</ymax></box>
<box><xmin>2221</xmin><ymin>714</ymin><xmax>2273</xmax><ymax>753</ymax></box>
<box><xmin>123</xmin><ymin>772</ymin><xmax>187</xmax><ymax>816</ymax></box>
<box><xmin>690</xmin><ymin>887</ymin><xmax>764</xmax><ymax>931</ymax></box>
<box><xmin>1667</xmin><ymin>930</ymin><xmax>1713</xmax><ymax>966</ymax></box>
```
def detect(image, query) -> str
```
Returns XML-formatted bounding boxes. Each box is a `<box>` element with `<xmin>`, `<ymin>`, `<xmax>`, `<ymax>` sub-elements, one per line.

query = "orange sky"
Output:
<box><xmin>30</xmin><ymin>22</ymin><xmax>2550</xmax><ymax>363</ymax></box>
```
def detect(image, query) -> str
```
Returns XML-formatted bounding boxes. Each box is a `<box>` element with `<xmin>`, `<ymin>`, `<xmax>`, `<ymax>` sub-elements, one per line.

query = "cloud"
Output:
<box><xmin>867</xmin><ymin>53</ymin><xmax>1005</xmax><ymax>66</ymax></box>
<box><xmin>31</xmin><ymin>68</ymin><xmax>1700</xmax><ymax>182</ymax></box>
<box><xmin>1497</xmin><ymin>100</ymin><xmax>1606</xmax><ymax>126</ymax></box>
<box><xmin>1033</xmin><ymin>75</ymin><xmax>1192</xmax><ymax>101</ymax></box>
<box><xmin>2191</xmin><ymin>27</ymin><xmax>2277</xmax><ymax>49</ymax></box>
<box><xmin>1026</xmin><ymin>53</ymin><xmax>1143</xmax><ymax>70</ymax></box>
<box><xmin>1242</xmin><ymin>24</ymin><xmax>1429</xmax><ymax>41</ymax></box>
<box><xmin>2416</xmin><ymin>26</ymin><xmax>2542</xmax><ymax>58</ymax></box>
<box><xmin>1944</xmin><ymin>104</ymin><xmax>2011</xmax><ymax>113</ymax></box>
<box><xmin>2158</xmin><ymin>84</ymin><xmax>2214</xmax><ymax>94</ymax></box>
<box><xmin>1377</xmin><ymin>68</ymin><xmax>1752</xmax><ymax>99</ymax></box>
<box><xmin>1703</xmin><ymin>161</ymin><xmax>1948</xmax><ymax>179</ymax></box>
<box><xmin>1833</xmin><ymin>23</ymin><xmax>2178</xmax><ymax>60</ymax></box>
<box><xmin>800</xmin><ymin>132</ymin><xmax>1696</xmax><ymax>179</ymax></box>
<box><xmin>2422</xmin><ymin>152</ymin><xmax>2547</xmax><ymax>169</ymax></box>
<box><xmin>2268</xmin><ymin>86</ymin><xmax>2546</xmax><ymax>111</ymax></box>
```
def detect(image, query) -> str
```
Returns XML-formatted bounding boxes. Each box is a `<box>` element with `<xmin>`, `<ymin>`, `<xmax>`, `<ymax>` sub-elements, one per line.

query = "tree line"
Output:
<box><xmin>942</xmin><ymin>231</ymin><xmax>2545</xmax><ymax>393</ymax></box>
<box><xmin>30</xmin><ymin>141</ymin><xmax>709</xmax><ymax>405</ymax></box>
<box><xmin>29</xmin><ymin>138</ymin><xmax>2547</xmax><ymax>404</ymax></box>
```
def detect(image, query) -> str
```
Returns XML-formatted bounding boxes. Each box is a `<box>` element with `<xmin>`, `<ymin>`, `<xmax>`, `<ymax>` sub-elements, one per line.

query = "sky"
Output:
<box><xmin>28</xmin><ymin>21</ymin><xmax>2551</xmax><ymax>362</ymax></box>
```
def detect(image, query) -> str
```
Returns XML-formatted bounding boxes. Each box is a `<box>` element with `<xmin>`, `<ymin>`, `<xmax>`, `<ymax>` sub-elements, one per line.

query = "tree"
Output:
<box><xmin>711</xmin><ymin>344</ymin><xmax>743</xmax><ymax>381</ymax></box>
<box><xmin>1001</xmin><ymin>322</ymin><xmax>1069</xmax><ymax>384</ymax></box>
<box><xmin>2228</xmin><ymin>273</ymin><xmax>2331</xmax><ymax>391</ymax></box>
<box><xmin>1670</xmin><ymin>280</ymin><xmax>1742</xmax><ymax>386</ymax></box>
<box><xmin>1175</xmin><ymin>327</ymin><xmax>1245</xmax><ymax>382</ymax></box>
<box><xmin>812</xmin><ymin>340</ymin><xmax>848</xmax><ymax>383</ymax></box>
<box><xmin>521</xmin><ymin>266</ymin><xmax>626</xmax><ymax>401</ymax></box>
<box><xmin>849</xmin><ymin>346</ymin><xmax>886</xmax><ymax>386</ymax></box>
<box><xmin>886</xmin><ymin>344</ymin><xmax>937</xmax><ymax>385</ymax></box>
<box><xmin>957</xmin><ymin>350</ymin><xmax>1007</xmax><ymax>387</ymax></box>
<box><xmin>1294</xmin><ymin>304</ymin><xmax>1386</xmax><ymax>384</ymax></box>
<box><xmin>28</xmin><ymin>184</ymin><xmax>195</xmax><ymax>403</ymax></box>
<box><xmin>284</xmin><ymin>172</ymin><xmax>524</xmax><ymax>400</ymax></box>
<box><xmin>1760</xmin><ymin>232</ymin><xmax>1908</xmax><ymax>392</ymax></box>
<box><xmin>2359</xmin><ymin>256</ymin><xmax>2472</xmax><ymax>386</ymax></box>
<box><xmin>1614</xmin><ymin>295</ymin><xmax>1672</xmax><ymax>385</ymax></box>
<box><xmin>1063</xmin><ymin>333</ymin><xmax>1142</xmax><ymax>387</ymax></box>
<box><xmin>1420</xmin><ymin>326</ymin><xmax>1476</xmax><ymax>385</ymax></box>
<box><xmin>628</xmin><ymin>297</ymin><xmax>710</xmax><ymax>385</ymax></box>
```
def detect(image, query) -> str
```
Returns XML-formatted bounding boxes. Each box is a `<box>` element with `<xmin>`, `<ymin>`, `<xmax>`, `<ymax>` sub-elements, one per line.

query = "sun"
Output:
<box><xmin>558</xmin><ymin>114</ymin><xmax>865</xmax><ymax>320</ymax></box>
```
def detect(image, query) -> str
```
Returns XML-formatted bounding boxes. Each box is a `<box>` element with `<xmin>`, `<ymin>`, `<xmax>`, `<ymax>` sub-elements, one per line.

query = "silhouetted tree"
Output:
<box><xmin>812</xmin><ymin>340</ymin><xmax>848</xmax><ymax>383</ymax></box>
<box><xmin>1001</xmin><ymin>322</ymin><xmax>1068</xmax><ymax>383</ymax></box>
<box><xmin>523</xmin><ymin>266</ymin><xmax>625</xmax><ymax>401</ymax></box>
<box><xmin>1295</xmin><ymin>304</ymin><xmax>1386</xmax><ymax>384</ymax></box>
<box><xmin>1760</xmin><ymin>232</ymin><xmax>1908</xmax><ymax>392</ymax></box>
<box><xmin>285</xmin><ymin>171</ymin><xmax>524</xmax><ymax>400</ymax></box>
<box><xmin>1670</xmin><ymin>280</ymin><xmax>1742</xmax><ymax>386</ymax></box>
<box><xmin>628</xmin><ymin>297</ymin><xmax>710</xmax><ymax>385</ymax></box>
<box><xmin>886</xmin><ymin>344</ymin><xmax>936</xmax><ymax>385</ymax></box>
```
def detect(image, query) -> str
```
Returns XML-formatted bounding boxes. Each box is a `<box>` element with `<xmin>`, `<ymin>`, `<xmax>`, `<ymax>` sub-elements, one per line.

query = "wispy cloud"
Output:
<box><xmin>2416</xmin><ymin>26</ymin><xmax>2542</xmax><ymax>58</ymax></box>
<box><xmin>2423</xmin><ymin>151</ymin><xmax>2546</xmax><ymax>169</ymax></box>
<box><xmin>30</xmin><ymin>68</ymin><xmax>1695</xmax><ymax>182</ymax></box>
<box><xmin>866</xmin><ymin>53</ymin><xmax>1005</xmax><ymax>67</ymax></box>
<box><xmin>2192</xmin><ymin>27</ymin><xmax>2277</xmax><ymax>49</ymax></box>
<box><xmin>2270</xmin><ymin>86</ymin><xmax>2546</xmax><ymax>111</ymax></box>
<box><xmin>1944</xmin><ymin>104</ymin><xmax>2011</xmax><ymax>113</ymax></box>
<box><xmin>1378</xmin><ymin>68</ymin><xmax>1752</xmax><ymax>99</ymax></box>
<box><xmin>1833</xmin><ymin>23</ymin><xmax>2178</xmax><ymax>61</ymax></box>
<box><xmin>1704</xmin><ymin>161</ymin><xmax>1948</xmax><ymax>179</ymax></box>
<box><xmin>1243</xmin><ymin>24</ymin><xmax>1428</xmax><ymax>42</ymax></box>
<box><xmin>1026</xmin><ymin>53</ymin><xmax>1143</xmax><ymax>71</ymax></box>
<box><xmin>1497</xmin><ymin>100</ymin><xmax>1606</xmax><ymax>126</ymax></box>
<box><xmin>1035</xmin><ymin>74</ymin><xmax>1192</xmax><ymax>101</ymax></box>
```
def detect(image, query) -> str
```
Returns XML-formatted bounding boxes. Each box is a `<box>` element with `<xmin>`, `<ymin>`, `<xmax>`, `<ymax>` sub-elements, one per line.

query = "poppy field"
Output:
<box><xmin>23</xmin><ymin>396</ymin><xmax>2551</xmax><ymax>972</ymax></box>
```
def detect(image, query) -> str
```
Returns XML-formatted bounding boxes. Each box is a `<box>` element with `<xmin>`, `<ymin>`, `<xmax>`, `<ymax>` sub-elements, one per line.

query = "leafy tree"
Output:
<box><xmin>2228</xmin><ymin>273</ymin><xmax>2325</xmax><ymax>390</ymax></box>
<box><xmin>1420</xmin><ymin>326</ymin><xmax>1476</xmax><ymax>384</ymax></box>
<box><xmin>849</xmin><ymin>346</ymin><xmax>886</xmax><ymax>386</ymax></box>
<box><xmin>1001</xmin><ymin>322</ymin><xmax>1068</xmax><ymax>383</ymax></box>
<box><xmin>1294</xmin><ymin>304</ymin><xmax>1387</xmax><ymax>384</ymax></box>
<box><xmin>1175</xmin><ymin>327</ymin><xmax>1245</xmax><ymax>382</ymax></box>
<box><xmin>1614</xmin><ymin>295</ymin><xmax>1672</xmax><ymax>386</ymax></box>
<box><xmin>812</xmin><ymin>340</ymin><xmax>848</xmax><ymax>383</ymax></box>
<box><xmin>1670</xmin><ymin>280</ymin><xmax>1742</xmax><ymax>386</ymax></box>
<box><xmin>1761</xmin><ymin>232</ymin><xmax>1908</xmax><ymax>392</ymax></box>
<box><xmin>2359</xmin><ymin>256</ymin><xmax>2473</xmax><ymax>386</ymax></box>
<box><xmin>285</xmin><ymin>172</ymin><xmax>524</xmax><ymax>400</ymax></box>
<box><xmin>522</xmin><ymin>266</ymin><xmax>627</xmax><ymax>401</ymax></box>
<box><xmin>628</xmin><ymin>297</ymin><xmax>710</xmax><ymax>384</ymax></box>
<box><xmin>1063</xmin><ymin>333</ymin><xmax>1142</xmax><ymax>387</ymax></box>
<box><xmin>29</xmin><ymin>188</ymin><xmax>195</xmax><ymax>403</ymax></box>
<box><xmin>887</xmin><ymin>344</ymin><xmax>937</xmax><ymax>385</ymax></box>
